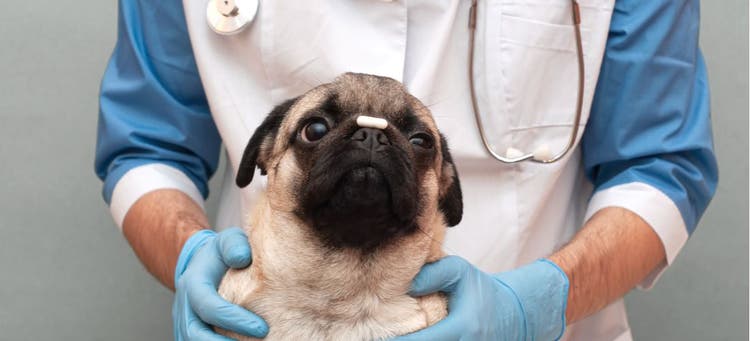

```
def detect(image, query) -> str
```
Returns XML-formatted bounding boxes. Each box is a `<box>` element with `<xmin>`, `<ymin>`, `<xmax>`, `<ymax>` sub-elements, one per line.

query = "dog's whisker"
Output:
<box><xmin>308</xmin><ymin>71</ymin><xmax>326</xmax><ymax>87</ymax></box>
<box><xmin>299</xmin><ymin>78</ymin><xmax>317</xmax><ymax>88</ymax></box>
<box><xmin>424</xmin><ymin>101</ymin><xmax>444</xmax><ymax>108</ymax></box>
<box><xmin>412</xmin><ymin>223</ymin><xmax>461</xmax><ymax>256</ymax></box>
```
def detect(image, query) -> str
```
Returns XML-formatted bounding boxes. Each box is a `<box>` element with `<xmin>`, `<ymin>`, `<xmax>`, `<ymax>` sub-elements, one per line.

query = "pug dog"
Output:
<box><xmin>217</xmin><ymin>73</ymin><xmax>463</xmax><ymax>340</ymax></box>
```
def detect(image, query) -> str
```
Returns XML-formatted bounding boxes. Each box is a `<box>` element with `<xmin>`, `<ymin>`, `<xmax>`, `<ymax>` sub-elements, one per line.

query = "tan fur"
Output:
<box><xmin>218</xmin><ymin>74</ymin><xmax>453</xmax><ymax>340</ymax></box>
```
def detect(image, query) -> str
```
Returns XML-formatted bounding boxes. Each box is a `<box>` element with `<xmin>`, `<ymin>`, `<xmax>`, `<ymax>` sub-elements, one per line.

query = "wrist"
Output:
<box><xmin>539</xmin><ymin>258</ymin><xmax>570</xmax><ymax>333</ymax></box>
<box><xmin>495</xmin><ymin>259</ymin><xmax>569</xmax><ymax>341</ymax></box>
<box><xmin>174</xmin><ymin>229</ymin><xmax>216</xmax><ymax>286</ymax></box>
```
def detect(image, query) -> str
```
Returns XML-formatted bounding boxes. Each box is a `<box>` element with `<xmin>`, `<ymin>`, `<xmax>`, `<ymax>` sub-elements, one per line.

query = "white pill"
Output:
<box><xmin>505</xmin><ymin>147</ymin><xmax>525</xmax><ymax>159</ymax></box>
<box><xmin>356</xmin><ymin>116</ymin><xmax>388</xmax><ymax>130</ymax></box>
<box><xmin>532</xmin><ymin>144</ymin><xmax>553</xmax><ymax>162</ymax></box>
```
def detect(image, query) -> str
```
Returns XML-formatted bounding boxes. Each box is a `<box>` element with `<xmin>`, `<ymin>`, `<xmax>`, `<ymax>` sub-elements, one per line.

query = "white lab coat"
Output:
<box><xmin>182</xmin><ymin>0</ymin><xmax>632</xmax><ymax>339</ymax></box>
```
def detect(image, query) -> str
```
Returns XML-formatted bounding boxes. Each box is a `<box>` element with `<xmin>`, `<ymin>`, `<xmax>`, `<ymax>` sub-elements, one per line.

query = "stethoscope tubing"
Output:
<box><xmin>467</xmin><ymin>0</ymin><xmax>585</xmax><ymax>164</ymax></box>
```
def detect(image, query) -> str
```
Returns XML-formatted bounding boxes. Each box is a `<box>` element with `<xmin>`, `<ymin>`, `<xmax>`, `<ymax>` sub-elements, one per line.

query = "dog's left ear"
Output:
<box><xmin>438</xmin><ymin>134</ymin><xmax>463</xmax><ymax>227</ymax></box>
<box><xmin>236</xmin><ymin>98</ymin><xmax>298</xmax><ymax>188</ymax></box>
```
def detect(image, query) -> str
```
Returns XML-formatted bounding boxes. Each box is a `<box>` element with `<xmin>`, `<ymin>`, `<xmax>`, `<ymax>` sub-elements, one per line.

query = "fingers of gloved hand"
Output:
<box><xmin>217</xmin><ymin>227</ymin><xmax>252</xmax><ymax>269</ymax></box>
<box><xmin>174</xmin><ymin>293</ymin><xmax>232</xmax><ymax>341</ymax></box>
<box><xmin>187</xmin><ymin>281</ymin><xmax>270</xmax><ymax>338</ymax></box>
<box><xmin>409</xmin><ymin>255</ymin><xmax>470</xmax><ymax>296</ymax></box>
<box><xmin>185</xmin><ymin>318</ymin><xmax>237</xmax><ymax>341</ymax></box>
<box><xmin>186</xmin><ymin>237</ymin><xmax>231</xmax><ymax>285</ymax></box>
<box><xmin>390</xmin><ymin>313</ymin><xmax>465</xmax><ymax>341</ymax></box>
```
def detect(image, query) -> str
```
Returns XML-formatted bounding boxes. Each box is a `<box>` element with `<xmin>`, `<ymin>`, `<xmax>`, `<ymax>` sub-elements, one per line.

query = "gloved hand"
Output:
<box><xmin>394</xmin><ymin>256</ymin><xmax>569</xmax><ymax>341</ymax></box>
<box><xmin>173</xmin><ymin>228</ymin><xmax>269</xmax><ymax>340</ymax></box>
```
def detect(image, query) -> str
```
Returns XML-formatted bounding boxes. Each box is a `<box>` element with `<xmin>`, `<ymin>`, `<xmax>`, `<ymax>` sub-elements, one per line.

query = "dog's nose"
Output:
<box><xmin>352</xmin><ymin>127</ymin><xmax>390</xmax><ymax>150</ymax></box>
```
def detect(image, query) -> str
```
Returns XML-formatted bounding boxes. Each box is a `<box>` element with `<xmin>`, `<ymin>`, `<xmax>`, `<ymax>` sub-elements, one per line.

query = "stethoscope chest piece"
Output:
<box><xmin>207</xmin><ymin>0</ymin><xmax>258</xmax><ymax>35</ymax></box>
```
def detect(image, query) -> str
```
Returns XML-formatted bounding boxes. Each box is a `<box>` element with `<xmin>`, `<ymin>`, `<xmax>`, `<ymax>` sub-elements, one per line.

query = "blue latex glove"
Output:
<box><xmin>173</xmin><ymin>228</ymin><xmax>269</xmax><ymax>340</ymax></box>
<box><xmin>394</xmin><ymin>256</ymin><xmax>569</xmax><ymax>341</ymax></box>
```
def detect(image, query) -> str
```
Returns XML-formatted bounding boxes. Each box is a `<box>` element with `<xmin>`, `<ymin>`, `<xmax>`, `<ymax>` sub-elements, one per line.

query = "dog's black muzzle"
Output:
<box><xmin>300</xmin><ymin>127</ymin><xmax>420</xmax><ymax>250</ymax></box>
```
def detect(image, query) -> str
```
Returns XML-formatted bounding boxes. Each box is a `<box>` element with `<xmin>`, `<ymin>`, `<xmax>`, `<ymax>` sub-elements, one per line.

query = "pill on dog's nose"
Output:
<box><xmin>356</xmin><ymin>116</ymin><xmax>388</xmax><ymax>130</ymax></box>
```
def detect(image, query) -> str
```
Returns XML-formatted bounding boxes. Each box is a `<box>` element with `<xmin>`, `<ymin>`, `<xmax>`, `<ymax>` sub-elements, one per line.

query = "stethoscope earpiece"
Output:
<box><xmin>206</xmin><ymin>0</ymin><xmax>258</xmax><ymax>35</ymax></box>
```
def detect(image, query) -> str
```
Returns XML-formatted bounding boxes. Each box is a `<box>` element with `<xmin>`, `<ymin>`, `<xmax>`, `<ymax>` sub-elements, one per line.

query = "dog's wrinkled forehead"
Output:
<box><xmin>330</xmin><ymin>73</ymin><xmax>412</xmax><ymax>116</ymax></box>
<box><xmin>285</xmin><ymin>73</ymin><xmax>436</xmax><ymax>131</ymax></box>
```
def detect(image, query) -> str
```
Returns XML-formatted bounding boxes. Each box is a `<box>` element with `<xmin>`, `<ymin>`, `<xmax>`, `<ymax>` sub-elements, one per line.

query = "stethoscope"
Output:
<box><xmin>206</xmin><ymin>0</ymin><xmax>258</xmax><ymax>35</ymax></box>
<box><xmin>207</xmin><ymin>0</ymin><xmax>585</xmax><ymax>164</ymax></box>
<box><xmin>468</xmin><ymin>0</ymin><xmax>585</xmax><ymax>163</ymax></box>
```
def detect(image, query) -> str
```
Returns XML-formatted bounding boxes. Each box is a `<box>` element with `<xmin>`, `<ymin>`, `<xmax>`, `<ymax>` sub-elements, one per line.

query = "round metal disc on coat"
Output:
<box><xmin>206</xmin><ymin>0</ymin><xmax>258</xmax><ymax>35</ymax></box>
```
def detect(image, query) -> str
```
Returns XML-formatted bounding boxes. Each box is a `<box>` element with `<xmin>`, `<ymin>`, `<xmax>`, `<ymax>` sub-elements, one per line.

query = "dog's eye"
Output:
<box><xmin>301</xmin><ymin>119</ymin><xmax>330</xmax><ymax>142</ymax></box>
<box><xmin>409</xmin><ymin>133</ymin><xmax>434</xmax><ymax>149</ymax></box>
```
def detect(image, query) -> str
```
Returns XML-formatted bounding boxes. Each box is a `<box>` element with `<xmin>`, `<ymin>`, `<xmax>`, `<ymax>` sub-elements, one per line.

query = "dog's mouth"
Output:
<box><xmin>300</xmin><ymin>153</ymin><xmax>419</xmax><ymax>250</ymax></box>
<box><xmin>339</xmin><ymin>166</ymin><xmax>389</xmax><ymax>203</ymax></box>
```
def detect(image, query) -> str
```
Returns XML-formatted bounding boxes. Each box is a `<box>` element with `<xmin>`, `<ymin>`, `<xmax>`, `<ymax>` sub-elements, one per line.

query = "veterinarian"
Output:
<box><xmin>95</xmin><ymin>0</ymin><xmax>717</xmax><ymax>340</ymax></box>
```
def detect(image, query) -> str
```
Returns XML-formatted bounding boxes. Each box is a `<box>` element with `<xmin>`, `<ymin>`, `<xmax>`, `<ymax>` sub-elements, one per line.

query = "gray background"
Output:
<box><xmin>0</xmin><ymin>0</ymin><xmax>746</xmax><ymax>340</ymax></box>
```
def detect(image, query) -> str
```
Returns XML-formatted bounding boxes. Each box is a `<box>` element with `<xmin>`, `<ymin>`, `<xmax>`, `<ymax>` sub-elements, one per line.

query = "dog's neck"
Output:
<box><xmin>217</xmin><ymin>194</ymin><xmax>448</xmax><ymax>340</ymax></box>
<box><xmin>246</xmin><ymin>195</ymin><xmax>444</xmax><ymax>315</ymax></box>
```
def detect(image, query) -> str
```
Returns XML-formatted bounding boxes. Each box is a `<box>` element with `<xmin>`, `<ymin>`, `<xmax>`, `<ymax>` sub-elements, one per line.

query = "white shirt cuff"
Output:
<box><xmin>109</xmin><ymin>163</ymin><xmax>206</xmax><ymax>230</ymax></box>
<box><xmin>584</xmin><ymin>182</ymin><xmax>688</xmax><ymax>290</ymax></box>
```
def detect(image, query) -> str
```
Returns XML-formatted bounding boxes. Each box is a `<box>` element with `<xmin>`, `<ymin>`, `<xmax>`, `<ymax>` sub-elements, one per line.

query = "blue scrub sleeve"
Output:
<box><xmin>94</xmin><ymin>0</ymin><xmax>220</xmax><ymax>209</ymax></box>
<box><xmin>582</xmin><ymin>0</ymin><xmax>718</xmax><ymax>281</ymax></box>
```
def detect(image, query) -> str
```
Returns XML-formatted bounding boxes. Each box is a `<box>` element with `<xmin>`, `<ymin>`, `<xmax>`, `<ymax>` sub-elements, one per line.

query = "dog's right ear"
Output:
<box><xmin>236</xmin><ymin>98</ymin><xmax>298</xmax><ymax>188</ymax></box>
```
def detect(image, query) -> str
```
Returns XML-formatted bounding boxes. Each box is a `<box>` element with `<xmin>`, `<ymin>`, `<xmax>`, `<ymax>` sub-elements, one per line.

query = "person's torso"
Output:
<box><xmin>182</xmin><ymin>0</ymin><xmax>631</xmax><ymax>339</ymax></box>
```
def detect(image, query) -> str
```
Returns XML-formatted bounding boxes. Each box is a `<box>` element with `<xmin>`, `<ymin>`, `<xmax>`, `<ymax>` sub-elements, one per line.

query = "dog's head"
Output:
<box><xmin>236</xmin><ymin>73</ymin><xmax>462</xmax><ymax>250</ymax></box>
